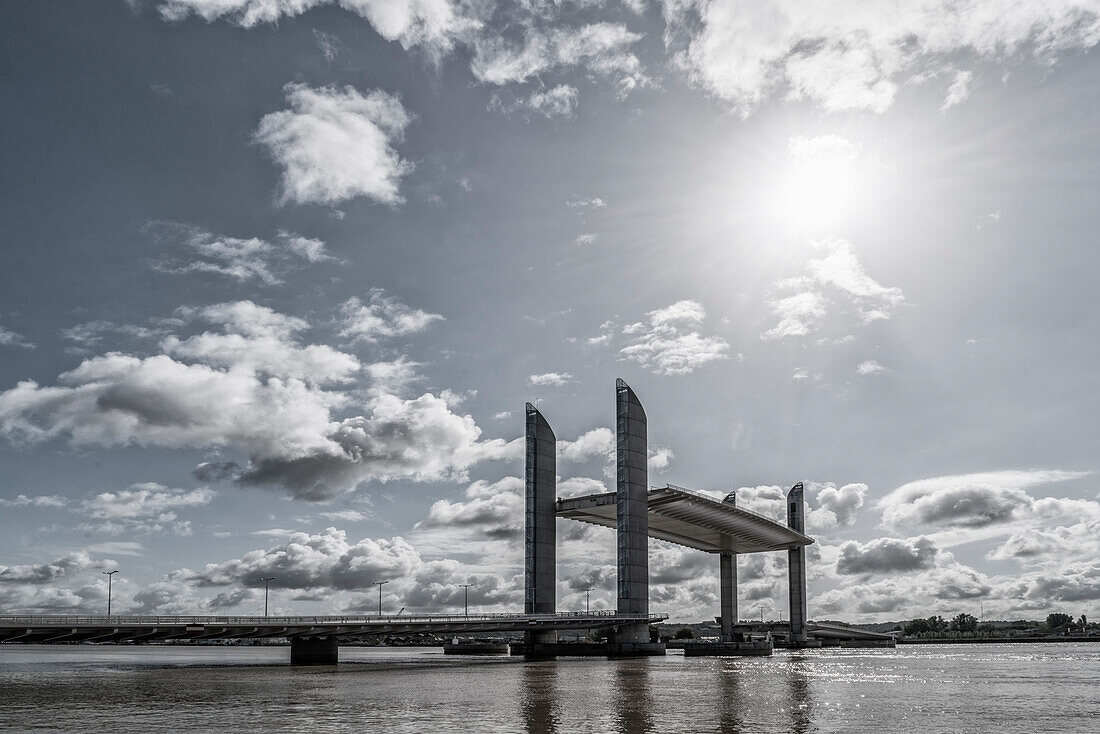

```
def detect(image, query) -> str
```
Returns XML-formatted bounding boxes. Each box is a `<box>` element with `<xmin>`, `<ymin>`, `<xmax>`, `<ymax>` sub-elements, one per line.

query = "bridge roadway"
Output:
<box><xmin>0</xmin><ymin>611</ymin><xmax>667</xmax><ymax>663</ymax></box>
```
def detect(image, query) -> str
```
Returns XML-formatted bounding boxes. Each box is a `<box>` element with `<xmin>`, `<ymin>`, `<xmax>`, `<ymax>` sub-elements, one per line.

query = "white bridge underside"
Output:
<box><xmin>556</xmin><ymin>486</ymin><xmax>814</xmax><ymax>554</ymax></box>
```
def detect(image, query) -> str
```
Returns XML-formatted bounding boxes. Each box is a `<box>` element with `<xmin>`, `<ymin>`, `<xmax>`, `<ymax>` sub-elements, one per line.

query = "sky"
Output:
<box><xmin>1</xmin><ymin>0</ymin><xmax>1099</xmax><ymax>624</ymax></box>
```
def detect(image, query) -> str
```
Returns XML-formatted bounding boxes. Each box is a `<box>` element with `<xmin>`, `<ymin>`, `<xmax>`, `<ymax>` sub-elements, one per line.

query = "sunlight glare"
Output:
<box><xmin>772</xmin><ymin>134</ymin><xmax>863</xmax><ymax>233</ymax></box>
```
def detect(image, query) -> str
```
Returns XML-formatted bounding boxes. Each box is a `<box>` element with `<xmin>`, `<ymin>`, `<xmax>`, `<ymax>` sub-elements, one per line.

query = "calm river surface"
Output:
<box><xmin>1</xmin><ymin>643</ymin><xmax>1098</xmax><ymax>733</ymax></box>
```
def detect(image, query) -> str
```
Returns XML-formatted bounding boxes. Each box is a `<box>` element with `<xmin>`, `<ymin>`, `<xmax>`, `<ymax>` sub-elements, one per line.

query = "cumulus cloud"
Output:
<box><xmin>812</xmin><ymin>482</ymin><xmax>867</xmax><ymax>526</ymax></box>
<box><xmin>339</xmin><ymin>289</ymin><xmax>444</xmax><ymax>343</ymax></box>
<box><xmin>186</xmin><ymin>527</ymin><xmax>521</xmax><ymax>613</ymax></box>
<box><xmin>234</xmin><ymin>391</ymin><xmax>522</xmax><ymax>499</ymax></box>
<box><xmin>165</xmin><ymin>300</ymin><xmax>361</xmax><ymax>384</ymax></box>
<box><xmin>618</xmin><ymin>300</ymin><xmax>730</xmax><ymax>375</ymax></box>
<box><xmin>193</xmin><ymin>527</ymin><xmax>422</xmax><ymax>589</ymax></box>
<box><xmin>1008</xmin><ymin>561</ymin><xmax>1100</xmax><ymax>602</ymax></box>
<box><xmin>878</xmin><ymin>469</ymin><xmax>1092</xmax><ymax>530</ymax></box>
<box><xmin>0</xmin><ymin>552</ymin><xmax>108</xmax><ymax>584</ymax></box>
<box><xmin>415</xmin><ymin>476</ymin><xmax>523</xmax><ymax>541</ymax></box>
<box><xmin>567</xmin><ymin>197</ymin><xmax>606</xmax><ymax>210</ymax></box>
<box><xmin>663</xmin><ymin>0</ymin><xmax>1100</xmax><ymax>115</ymax></box>
<box><xmin>836</xmin><ymin>536</ymin><xmax>939</xmax><ymax>575</ymax></box>
<box><xmin>254</xmin><ymin>84</ymin><xmax>413</xmax><ymax>207</ymax></box>
<box><xmin>529</xmin><ymin>372</ymin><xmax>573</xmax><ymax>386</ymax></box>
<box><xmin>988</xmin><ymin>515</ymin><xmax>1100</xmax><ymax>563</ymax></box>
<box><xmin>159</xmin><ymin>0</ymin><xmax>473</xmax><ymax>54</ymax></box>
<box><xmin>574</xmin><ymin>233</ymin><xmax>598</xmax><ymax>246</ymax></box>
<box><xmin>0</xmin><ymin>301</ymin><xmax>516</xmax><ymax>500</ymax></box>
<box><xmin>146</xmin><ymin>221</ymin><xmax>330</xmax><ymax>285</ymax></box>
<box><xmin>557</xmin><ymin>476</ymin><xmax>608</xmax><ymax>498</ymax></box>
<box><xmin>762</xmin><ymin>238</ymin><xmax>904</xmax><ymax>339</ymax></box>
<box><xmin>558</xmin><ymin>427</ymin><xmax>614</xmax><ymax>463</ymax></box>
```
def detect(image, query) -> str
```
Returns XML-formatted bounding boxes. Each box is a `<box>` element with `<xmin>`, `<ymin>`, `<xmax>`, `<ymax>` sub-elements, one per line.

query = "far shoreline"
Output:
<box><xmin>897</xmin><ymin>636</ymin><xmax>1100</xmax><ymax>645</ymax></box>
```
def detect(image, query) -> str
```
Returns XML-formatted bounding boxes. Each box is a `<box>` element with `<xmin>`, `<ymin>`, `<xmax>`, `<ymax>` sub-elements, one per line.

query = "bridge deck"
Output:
<box><xmin>0</xmin><ymin>612</ymin><xmax>666</xmax><ymax>644</ymax></box>
<box><xmin>557</xmin><ymin>485</ymin><xmax>813</xmax><ymax>553</ymax></box>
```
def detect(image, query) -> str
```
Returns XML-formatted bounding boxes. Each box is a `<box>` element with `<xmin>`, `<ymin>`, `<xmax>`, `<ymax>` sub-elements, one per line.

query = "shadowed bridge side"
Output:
<box><xmin>0</xmin><ymin>611</ymin><xmax>667</xmax><ymax>664</ymax></box>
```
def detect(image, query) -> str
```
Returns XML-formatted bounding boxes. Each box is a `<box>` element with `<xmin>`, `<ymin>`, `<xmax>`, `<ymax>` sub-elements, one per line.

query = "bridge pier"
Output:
<box><xmin>787</xmin><ymin>483</ymin><xmax>808</xmax><ymax>646</ymax></box>
<box><xmin>524</xmin><ymin>403</ymin><xmax>558</xmax><ymax>656</ymax></box>
<box><xmin>609</xmin><ymin>379</ymin><xmax>664</xmax><ymax>657</ymax></box>
<box><xmin>290</xmin><ymin>636</ymin><xmax>338</xmax><ymax>665</ymax></box>
<box><xmin>719</xmin><ymin>552</ymin><xmax>738</xmax><ymax>642</ymax></box>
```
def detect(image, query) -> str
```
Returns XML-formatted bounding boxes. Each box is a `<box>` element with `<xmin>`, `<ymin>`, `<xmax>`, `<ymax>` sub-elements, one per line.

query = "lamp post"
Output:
<box><xmin>261</xmin><ymin>576</ymin><xmax>276</xmax><ymax>617</ymax></box>
<box><xmin>459</xmin><ymin>584</ymin><xmax>473</xmax><ymax>617</ymax></box>
<box><xmin>102</xmin><ymin>570</ymin><xmax>118</xmax><ymax>616</ymax></box>
<box><xmin>373</xmin><ymin>581</ymin><xmax>388</xmax><ymax>616</ymax></box>
<box><xmin>583</xmin><ymin>588</ymin><xmax>594</xmax><ymax>614</ymax></box>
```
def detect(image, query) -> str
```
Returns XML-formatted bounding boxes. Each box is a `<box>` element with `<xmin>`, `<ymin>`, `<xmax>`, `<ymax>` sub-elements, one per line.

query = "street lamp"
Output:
<box><xmin>261</xmin><ymin>577</ymin><xmax>276</xmax><ymax>617</ymax></box>
<box><xmin>102</xmin><ymin>570</ymin><xmax>118</xmax><ymax>616</ymax></box>
<box><xmin>582</xmin><ymin>588</ymin><xmax>594</xmax><ymax>614</ymax></box>
<box><xmin>372</xmin><ymin>580</ymin><xmax>389</xmax><ymax>616</ymax></box>
<box><xmin>459</xmin><ymin>584</ymin><xmax>473</xmax><ymax>617</ymax></box>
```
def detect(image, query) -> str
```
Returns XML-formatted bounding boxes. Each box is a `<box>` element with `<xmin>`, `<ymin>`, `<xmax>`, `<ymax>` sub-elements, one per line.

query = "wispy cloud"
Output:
<box><xmin>492</xmin><ymin>84</ymin><xmax>579</xmax><ymax>118</ymax></box>
<box><xmin>529</xmin><ymin>372</ymin><xmax>573</xmax><ymax>386</ymax></box>
<box><xmin>615</xmin><ymin>300</ymin><xmax>730</xmax><ymax>375</ymax></box>
<box><xmin>857</xmin><ymin>360</ymin><xmax>887</xmax><ymax>375</ymax></box>
<box><xmin>567</xmin><ymin>197</ymin><xmax>606</xmax><ymax>210</ymax></box>
<box><xmin>0</xmin><ymin>320</ymin><xmax>34</xmax><ymax>350</ymax></box>
<box><xmin>763</xmin><ymin>238</ymin><xmax>904</xmax><ymax>339</ymax></box>
<box><xmin>339</xmin><ymin>289</ymin><xmax>444</xmax><ymax>343</ymax></box>
<box><xmin>147</xmin><ymin>221</ymin><xmax>330</xmax><ymax>285</ymax></box>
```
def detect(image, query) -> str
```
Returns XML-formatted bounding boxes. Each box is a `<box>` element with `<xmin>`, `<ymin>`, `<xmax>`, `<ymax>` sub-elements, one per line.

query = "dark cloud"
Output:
<box><xmin>192</xmin><ymin>461</ymin><xmax>240</xmax><ymax>483</ymax></box>
<box><xmin>836</xmin><ymin>537</ymin><xmax>939</xmax><ymax>576</ymax></box>
<box><xmin>0</xmin><ymin>552</ymin><xmax>104</xmax><ymax>584</ymax></box>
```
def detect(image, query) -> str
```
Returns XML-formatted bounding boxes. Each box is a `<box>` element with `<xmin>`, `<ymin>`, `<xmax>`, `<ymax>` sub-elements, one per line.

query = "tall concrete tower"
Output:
<box><xmin>615</xmin><ymin>379</ymin><xmax>649</xmax><ymax>644</ymax></box>
<box><xmin>786</xmin><ymin>482</ymin><xmax>808</xmax><ymax>645</ymax></box>
<box><xmin>524</xmin><ymin>403</ymin><xmax>556</xmax><ymax>627</ymax></box>
<box><xmin>719</xmin><ymin>492</ymin><xmax>738</xmax><ymax>642</ymax></box>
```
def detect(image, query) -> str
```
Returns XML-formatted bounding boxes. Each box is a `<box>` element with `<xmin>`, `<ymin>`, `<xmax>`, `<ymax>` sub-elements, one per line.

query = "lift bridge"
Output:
<box><xmin>0</xmin><ymin>379</ymin><xmax>869</xmax><ymax>665</ymax></box>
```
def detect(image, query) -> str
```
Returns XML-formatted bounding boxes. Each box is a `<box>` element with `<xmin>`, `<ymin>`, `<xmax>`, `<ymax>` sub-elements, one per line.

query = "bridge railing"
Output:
<box><xmin>0</xmin><ymin>611</ymin><xmax>662</xmax><ymax>626</ymax></box>
<box><xmin>659</xmin><ymin>483</ymin><xmax>792</xmax><ymax>528</ymax></box>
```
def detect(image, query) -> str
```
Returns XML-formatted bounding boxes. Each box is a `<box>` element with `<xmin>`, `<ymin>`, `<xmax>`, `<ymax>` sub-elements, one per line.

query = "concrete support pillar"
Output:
<box><xmin>612</xmin><ymin>379</ymin><xmax>661</xmax><ymax>654</ymax></box>
<box><xmin>616</xmin><ymin>380</ymin><xmax>648</xmax><ymax>621</ymax></box>
<box><xmin>786</xmin><ymin>482</ymin><xmax>808</xmax><ymax>645</ymax></box>
<box><xmin>290</xmin><ymin>636</ymin><xmax>338</xmax><ymax>665</ymax></box>
<box><xmin>720</xmin><ymin>552</ymin><xmax>738</xmax><ymax>642</ymax></box>
<box><xmin>524</xmin><ymin>403</ymin><xmax>557</xmax><ymax>647</ymax></box>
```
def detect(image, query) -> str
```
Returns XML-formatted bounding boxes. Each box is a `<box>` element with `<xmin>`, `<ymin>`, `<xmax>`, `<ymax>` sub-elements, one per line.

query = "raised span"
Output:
<box><xmin>556</xmin><ymin>484</ymin><xmax>814</xmax><ymax>554</ymax></box>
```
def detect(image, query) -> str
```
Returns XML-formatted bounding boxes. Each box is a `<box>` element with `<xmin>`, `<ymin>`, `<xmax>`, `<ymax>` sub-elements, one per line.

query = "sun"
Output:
<box><xmin>770</xmin><ymin>134</ymin><xmax>864</xmax><ymax>234</ymax></box>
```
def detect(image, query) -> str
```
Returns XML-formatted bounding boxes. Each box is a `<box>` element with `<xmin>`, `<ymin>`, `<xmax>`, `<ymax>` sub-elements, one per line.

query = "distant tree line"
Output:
<box><xmin>901</xmin><ymin>612</ymin><xmax>1094</xmax><ymax>638</ymax></box>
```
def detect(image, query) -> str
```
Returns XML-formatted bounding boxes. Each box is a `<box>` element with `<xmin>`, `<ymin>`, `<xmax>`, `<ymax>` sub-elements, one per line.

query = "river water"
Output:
<box><xmin>1</xmin><ymin>643</ymin><xmax>1098</xmax><ymax>733</ymax></box>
